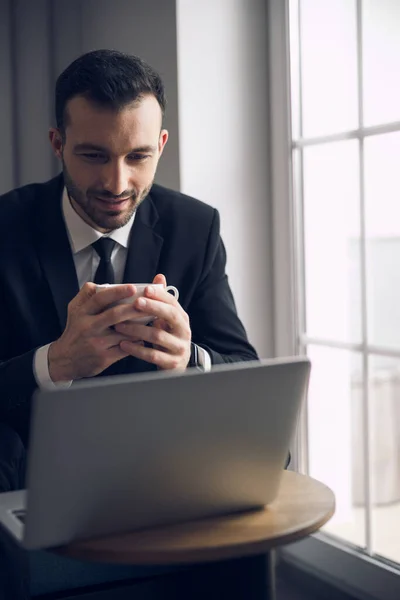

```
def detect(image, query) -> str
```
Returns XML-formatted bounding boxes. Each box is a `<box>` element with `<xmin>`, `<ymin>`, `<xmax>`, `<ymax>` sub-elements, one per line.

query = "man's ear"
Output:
<box><xmin>158</xmin><ymin>129</ymin><xmax>169</xmax><ymax>157</ymax></box>
<box><xmin>49</xmin><ymin>128</ymin><xmax>63</xmax><ymax>160</ymax></box>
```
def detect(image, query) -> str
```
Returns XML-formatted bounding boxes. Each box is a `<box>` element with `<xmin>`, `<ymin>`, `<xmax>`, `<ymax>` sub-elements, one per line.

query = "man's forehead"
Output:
<box><xmin>65</xmin><ymin>95</ymin><xmax>162</xmax><ymax>129</ymax></box>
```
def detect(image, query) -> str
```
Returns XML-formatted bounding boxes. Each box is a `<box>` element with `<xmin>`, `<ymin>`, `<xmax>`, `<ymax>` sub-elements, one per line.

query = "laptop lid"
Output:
<box><xmin>23</xmin><ymin>357</ymin><xmax>310</xmax><ymax>549</ymax></box>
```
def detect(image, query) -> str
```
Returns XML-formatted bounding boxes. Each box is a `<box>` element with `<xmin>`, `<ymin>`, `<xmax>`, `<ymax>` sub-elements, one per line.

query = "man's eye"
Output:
<box><xmin>82</xmin><ymin>153</ymin><xmax>105</xmax><ymax>161</ymax></box>
<box><xmin>129</xmin><ymin>154</ymin><xmax>151</xmax><ymax>161</ymax></box>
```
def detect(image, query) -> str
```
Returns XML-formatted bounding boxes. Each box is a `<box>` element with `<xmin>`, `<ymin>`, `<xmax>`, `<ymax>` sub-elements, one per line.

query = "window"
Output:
<box><xmin>270</xmin><ymin>0</ymin><xmax>400</xmax><ymax>597</ymax></box>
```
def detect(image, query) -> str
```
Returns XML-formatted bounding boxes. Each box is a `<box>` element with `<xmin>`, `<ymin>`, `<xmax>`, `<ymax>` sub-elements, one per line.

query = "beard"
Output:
<box><xmin>62</xmin><ymin>159</ymin><xmax>152</xmax><ymax>232</ymax></box>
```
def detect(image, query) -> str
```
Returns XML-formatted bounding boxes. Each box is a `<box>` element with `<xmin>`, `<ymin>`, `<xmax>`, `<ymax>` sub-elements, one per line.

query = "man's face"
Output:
<box><xmin>49</xmin><ymin>94</ymin><xmax>168</xmax><ymax>232</ymax></box>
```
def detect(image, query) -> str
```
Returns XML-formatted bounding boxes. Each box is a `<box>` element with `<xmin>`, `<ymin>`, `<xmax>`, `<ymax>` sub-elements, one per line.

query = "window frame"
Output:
<box><xmin>268</xmin><ymin>0</ymin><xmax>400</xmax><ymax>597</ymax></box>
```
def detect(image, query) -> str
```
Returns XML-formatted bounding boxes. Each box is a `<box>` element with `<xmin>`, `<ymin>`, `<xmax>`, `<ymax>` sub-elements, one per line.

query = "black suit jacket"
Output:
<box><xmin>0</xmin><ymin>175</ymin><xmax>258</xmax><ymax>443</ymax></box>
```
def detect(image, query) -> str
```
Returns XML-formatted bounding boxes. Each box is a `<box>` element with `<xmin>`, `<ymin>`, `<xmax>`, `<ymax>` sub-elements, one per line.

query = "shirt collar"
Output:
<box><xmin>62</xmin><ymin>188</ymin><xmax>135</xmax><ymax>253</ymax></box>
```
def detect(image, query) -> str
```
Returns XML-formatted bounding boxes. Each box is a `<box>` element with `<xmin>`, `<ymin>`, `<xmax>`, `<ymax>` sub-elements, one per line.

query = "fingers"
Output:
<box><xmin>134</xmin><ymin>297</ymin><xmax>188</xmax><ymax>335</ymax></box>
<box><xmin>94</xmin><ymin>302</ymin><xmax>152</xmax><ymax>331</ymax></box>
<box><xmin>115</xmin><ymin>322</ymin><xmax>184</xmax><ymax>354</ymax></box>
<box><xmin>131</xmin><ymin>284</ymin><xmax>187</xmax><ymax>330</ymax></box>
<box><xmin>116</xmin><ymin>308</ymin><xmax>191</xmax><ymax>370</ymax></box>
<box><xmin>119</xmin><ymin>340</ymin><xmax>187</xmax><ymax>371</ymax></box>
<box><xmin>104</xmin><ymin>344</ymin><xmax>130</xmax><ymax>365</ymax></box>
<box><xmin>144</xmin><ymin>284</ymin><xmax>178</xmax><ymax>306</ymax></box>
<box><xmin>80</xmin><ymin>333</ymin><xmax>143</xmax><ymax>376</ymax></box>
<box><xmin>57</xmin><ymin>285</ymin><xmax>148</xmax><ymax>381</ymax></box>
<box><xmin>96</xmin><ymin>284</ymin><xmax>186</xmax><ymax>333</ymax></box>
<box><xmin>101</xmin><ymin>331</ymin><xmax>141</xmax><ymax>348</ymax></box>
<box><xmin>69</xmin><ymin>282</ymin><xmax>97</xmax><ymax>310</ymax></box>
<box><xmin>152</xmin><ymin>273</ymin><xmax>167</xmax><ymax>286</ymax></box>
<box><xmin>86</xmin><ymin>284</ymin><xmax>137</xmax><ymax>315</ymax></box>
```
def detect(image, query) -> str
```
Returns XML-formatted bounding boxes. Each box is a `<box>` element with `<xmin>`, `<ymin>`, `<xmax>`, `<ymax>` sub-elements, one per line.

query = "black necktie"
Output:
<box><xmin>92</xmin><ymin>238</ymin><xmax>117</xmax><ymax>284</ymax></box>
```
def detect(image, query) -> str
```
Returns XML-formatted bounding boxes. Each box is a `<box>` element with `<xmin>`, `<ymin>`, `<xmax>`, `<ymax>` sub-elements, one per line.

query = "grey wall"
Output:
<box><xmin>0</xmin><ymin>0</ymin><xmax>15</xmax><ymax>193</ymax></box>
<box><xmin>0</xmin><ymin>0</ymin><xmax>180</xmax><ymax>193</ymax></box>
<box><xmin>176</xmin><ymin>0</ymin><xmax>274</xmax><ymax>357</ymax></box>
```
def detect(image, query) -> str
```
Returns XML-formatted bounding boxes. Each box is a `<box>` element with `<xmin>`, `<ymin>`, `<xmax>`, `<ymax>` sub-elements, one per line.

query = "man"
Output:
<box><xmin>0</xmin><ymin>50</ymin><xmax>257</xmax><ymax>597</ymax></box>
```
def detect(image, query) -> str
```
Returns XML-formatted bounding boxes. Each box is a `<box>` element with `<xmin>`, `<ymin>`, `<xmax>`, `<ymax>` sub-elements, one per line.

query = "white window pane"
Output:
<box><xmin>369</xmin><ymin>355</ymin><xmax>400</xmax><ymax>563</ymax></box>
<box><xmin>300</xmin><ymin>0</ymin><xmax>358</xmax><ymax>137</ymax></box>
<box><xmin>363</xmin><ymin>0</ymin><xmax>400</xmax><ymax>127</ymax></box>
<box><xmin>365</xmin><ymin>132</ymin><xmax>400</xmax><ymax>348</ymax></box>
<box><xmin>307</xmin><ymin>346</ymin><xmax>366</xmax><ymax>549</ymax></box>
<box><xmin>303</xmin><ymin>140</ymin><xmax>361</xmax><ymax>342</ymax></box>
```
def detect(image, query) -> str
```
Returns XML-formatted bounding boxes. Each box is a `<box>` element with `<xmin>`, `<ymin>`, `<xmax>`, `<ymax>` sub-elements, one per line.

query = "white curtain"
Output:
<box><xmin>352</xmin><ymin>371</ymin><xmax>400</xmax><ymax>505</ymax></box>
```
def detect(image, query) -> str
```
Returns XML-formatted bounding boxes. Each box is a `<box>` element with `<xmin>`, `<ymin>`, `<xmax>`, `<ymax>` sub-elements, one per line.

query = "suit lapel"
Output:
<box><xmin>36</xmin><ymin>175</ymin><xmax>79</xmax><ymax>331</ymax></box>
<box><xmin>123</xmin><ymin>192</ymin><xmax>164</xmax><ymax>284</ymax></box>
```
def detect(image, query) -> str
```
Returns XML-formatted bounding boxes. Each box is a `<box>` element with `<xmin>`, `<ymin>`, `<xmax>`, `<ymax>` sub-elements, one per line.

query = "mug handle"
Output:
<box><xmin>166</xmin><ymin>285</ymin><xmax>179</xmax><ymax>301</ymax></box>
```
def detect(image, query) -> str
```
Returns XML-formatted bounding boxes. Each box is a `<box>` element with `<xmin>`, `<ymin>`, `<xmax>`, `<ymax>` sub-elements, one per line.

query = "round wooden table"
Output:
<box><xmin>57</xmin><ymin>471</ymin><xmax>335</xmax><ymax>599</ymax></box>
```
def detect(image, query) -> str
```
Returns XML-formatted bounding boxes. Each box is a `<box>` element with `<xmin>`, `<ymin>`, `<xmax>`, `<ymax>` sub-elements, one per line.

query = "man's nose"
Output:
<box><xmin>101</xmin><ymin>162</ymin><xmax>130</xmax><ymax>197</ymax></box>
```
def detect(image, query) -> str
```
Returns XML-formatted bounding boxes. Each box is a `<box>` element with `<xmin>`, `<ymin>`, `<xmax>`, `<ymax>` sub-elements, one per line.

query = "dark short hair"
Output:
<box><xmin>55</xmin><ymin>49</ymin><xmax>166</xmax><ymax>136</ymax></box>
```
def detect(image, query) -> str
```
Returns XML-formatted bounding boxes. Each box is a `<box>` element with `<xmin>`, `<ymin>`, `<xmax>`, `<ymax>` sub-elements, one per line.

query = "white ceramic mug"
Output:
<box><xmin>96</xmin><ymin>283</ymin><xmax>179</xmax><ymax>325</ymax></box>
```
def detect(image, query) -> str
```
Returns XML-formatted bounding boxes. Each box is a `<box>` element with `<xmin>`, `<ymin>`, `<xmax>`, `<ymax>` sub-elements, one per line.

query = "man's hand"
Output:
<box><xmin>48</xmin><ymin>283</ymin><xmax>143</xmax><ymax>382</ymax></box>
<box><xmin>114</xmin><ymin>274</ymin><xmax>192</xmax><ymax>371</ymax></box>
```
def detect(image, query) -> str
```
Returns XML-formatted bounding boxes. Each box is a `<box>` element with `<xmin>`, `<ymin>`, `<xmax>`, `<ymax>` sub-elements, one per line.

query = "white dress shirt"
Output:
<box><xmin>34</xmin><ymin>188</ymin><xmax>210</xmax><ymax>389</ymax></box>
<box><xmin>60</xmin><ymin>187</ymin><xmax>134</xmax><ymax>287</ymax></box>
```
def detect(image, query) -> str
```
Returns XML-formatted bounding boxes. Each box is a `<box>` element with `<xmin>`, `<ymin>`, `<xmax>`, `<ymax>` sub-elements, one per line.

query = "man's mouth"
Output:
<box><xmin>94</xmin><ymin>196</ymin><xmax>131</xmax><ymax>207</ymax></box>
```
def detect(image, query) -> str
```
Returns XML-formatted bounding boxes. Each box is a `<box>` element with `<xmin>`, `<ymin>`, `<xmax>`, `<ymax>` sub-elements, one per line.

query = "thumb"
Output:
<box><xmin>152</xmin><ymin>273</ymin><xmax>167</xmax><ymax>287</ymax></box>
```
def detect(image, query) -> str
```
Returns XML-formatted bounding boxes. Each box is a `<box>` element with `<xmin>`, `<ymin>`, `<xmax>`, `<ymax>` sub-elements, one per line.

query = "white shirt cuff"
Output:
<box><xmin>197</xmin><ymin>345</ymin><xmax>212</xmax><ymax>372</ymax></box>
<box><xmin>33</xmin><ymin>344</ymin><xmax>72</xmax><ymax>390</ymax></box>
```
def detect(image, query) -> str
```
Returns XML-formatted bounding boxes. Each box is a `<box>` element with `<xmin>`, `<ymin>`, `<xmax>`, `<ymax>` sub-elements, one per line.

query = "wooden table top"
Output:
<box><xmin>57</xmin><ymin>471</ymin><xmax>335</xmax><ymax>565</ymax></box>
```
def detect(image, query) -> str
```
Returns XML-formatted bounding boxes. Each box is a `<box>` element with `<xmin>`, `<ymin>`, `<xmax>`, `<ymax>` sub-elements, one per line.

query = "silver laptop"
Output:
<box><xmin>0</xmin><ymin>357</ymin><xmax>310</xmax><ymax>550</ymax></box>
